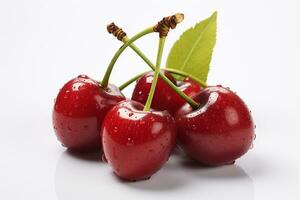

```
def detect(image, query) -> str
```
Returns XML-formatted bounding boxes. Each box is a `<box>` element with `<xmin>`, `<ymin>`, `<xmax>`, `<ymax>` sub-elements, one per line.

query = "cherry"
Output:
<box><xmin>101</xmin><ymin>100</ymin><xmax>176</xmax><ymax>181</ymax></box>
<box><xmin>132</xmin><ymin>70</ymin><xmax>202</xmax><ymax>115</ymax></box>
<box><xmin>176</xmin><ymin>76</ymin><xmax>202</xmax><ymax>105</ymax></box>
<box><xmin>175</xmin><ymin>86</ymin><xmax>255</xmax><ymax>165</ymax></box>
<box><xmin>53</xmin><ymin>75</ymin><xmax>125</xmax><ymax>152</ymax></box>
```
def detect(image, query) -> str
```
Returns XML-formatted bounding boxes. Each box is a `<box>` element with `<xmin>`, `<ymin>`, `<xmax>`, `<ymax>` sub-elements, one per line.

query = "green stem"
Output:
<box><xmin>121</xmin><ymin>37</ymin><xmax>199</xmax><ymax>109</ymax></box>
<box><xmin>167</xmin><ymin>69</ymin><xmax>207</xmax><ymax>87</ymax></box>
<box><xmin>119</xmin><ymin>68</ymin><xmax>207</xmax><ymax>91</ymax></box>
<box><xmin>101</xmin><ymin>27</ymin><xmax>153</xmax><ymax>88</ymax></box>
<box><xmin>119</xmin><ymin>71</ymin><xmax>146</xmax><ymax>91</ymax></box>
<box><xmin>124</xmin><ymin>39</ymin><xmax>206</xmax><ymax>87</ymax></box>
<box><xmin>144</xmin><ymin>38</ymin><xmax>166</xmax><ymax>111</ymax></box>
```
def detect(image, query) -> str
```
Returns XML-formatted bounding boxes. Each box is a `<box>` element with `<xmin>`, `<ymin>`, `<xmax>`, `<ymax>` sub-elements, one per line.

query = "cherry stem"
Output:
<box><xmin>122</xmin><ymin>40</ymin><xmax>207</xmax><ymax>87</ymax></box>
<box><xmin>121</xmin><ymin>36</ymin><xmax>200</xmax><ymax>109</ymax></box>
<box><xmin>101</xmin><ymin>27</ymin><xmax>153</xmax><ymax>88</ymax></box>
<box><xmin>105</xmin><ymin>16</ymin><xmax>200</xmax><ymax>109</ymax></box>
<box><xmin>143</xmin><ymin>37</ymin><xmax>166</xmax><ymax>111</ymax></box>
<box><xmin>119</xmin><ymin>71</ymin><xmax>146</xmax><ymax>90</ymax></box>
<box><xmin>119</xmin><ymin>69</ymin><xmax>206</xmax><ymax>90</ymax></box>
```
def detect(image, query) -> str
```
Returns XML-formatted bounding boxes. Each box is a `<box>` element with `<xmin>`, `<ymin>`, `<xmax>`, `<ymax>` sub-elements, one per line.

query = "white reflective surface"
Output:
<box><xmin>54</xmin><ymin>150</ymin><xmax>255</xmax><ymax>200</ymax></box>
<box><xmin>1</xmin><ymin>0</ymin><xmax>300</xmax><ymax>199</ymax></box>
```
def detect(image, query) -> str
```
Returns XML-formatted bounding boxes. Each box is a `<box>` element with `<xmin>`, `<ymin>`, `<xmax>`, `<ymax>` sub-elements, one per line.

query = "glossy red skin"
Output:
<box><xmin>132</xmin><ymin>70</ymin><xmax>202</xmax><ymax>115</ymax></box>
<box><xmin>176</xmin><ymin>76</ymin><xmax>202</xmax><ymax>107</ymax></box>
<box><xmin>175</xmin><ymin>86</ymin><xmax>255</xmax><ymax>166</ymax></box>
<box><xmin>102</xmin><ymin>100</ymin><xmax>176</xmax><ymax>181</ymax></box>
<box><xmin>53</xmin><ymin>75</ymin><xmax>125</xmax><ymax>152</ymax></box>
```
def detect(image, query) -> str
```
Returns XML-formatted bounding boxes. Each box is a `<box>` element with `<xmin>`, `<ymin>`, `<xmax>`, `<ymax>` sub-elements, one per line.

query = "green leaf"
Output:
<box><xmin>166</xmin><ymin>11</ymin><xmax>217</xmax><ymax>83</ymax></box>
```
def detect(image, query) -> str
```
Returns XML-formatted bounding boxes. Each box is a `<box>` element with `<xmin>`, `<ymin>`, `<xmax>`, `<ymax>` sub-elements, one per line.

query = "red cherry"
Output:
<box><xmin>101</xmin><ymin>100</ymin><xmax>176</xmax><ymax>181</ymax></box>
<box><xmin>175</xmin><ymin>76</ymin><xmax>202</xmax><ymax>108</ymax></box>
<box><xmin>132</xmin><ymin>70</ymin><xmax>202</xmax><ymax>115</ymax></box>
<box><xmin>175</xmin><ymin>86</ymin><xmax>255</xmax><ymax>165</ymax></box>
<box><xmin>53</xmin><ymin>75</ymin><xmax>125</xmax><ymax>152</ymax></box>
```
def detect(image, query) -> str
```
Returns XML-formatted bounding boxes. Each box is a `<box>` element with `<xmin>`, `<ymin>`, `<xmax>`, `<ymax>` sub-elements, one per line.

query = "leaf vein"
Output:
<box><xmin>179</xmin><ymin>15</ymin><xmax>215</xmax><ymax>72</ymax></box>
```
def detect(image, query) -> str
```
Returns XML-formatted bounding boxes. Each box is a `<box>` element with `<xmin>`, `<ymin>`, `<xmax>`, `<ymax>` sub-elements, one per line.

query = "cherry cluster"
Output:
<box><xmin>52</xmin><ymin>13</ymin><xmax>255</xmax><ymax>181</ymax></box>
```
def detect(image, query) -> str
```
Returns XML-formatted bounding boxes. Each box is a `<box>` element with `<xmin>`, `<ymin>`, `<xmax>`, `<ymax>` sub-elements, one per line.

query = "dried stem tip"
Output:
<box><xmin>174</xmin><ymin>13</ymin><xmax>184</xmax><ymax>24</ymax></box>
<box><xmin>153</xmin><ymin>13</ymin><xmax>184</xmax><ymax>37</ymax></box>
<box><xmin>107</xmin><ymin>22</ymin><xmax>127</xmax><ymax>41</ymax></box>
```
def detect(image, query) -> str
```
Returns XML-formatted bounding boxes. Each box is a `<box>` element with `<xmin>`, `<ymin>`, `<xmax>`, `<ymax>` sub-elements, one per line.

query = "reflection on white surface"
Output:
<box><xmin>55</xmin><ymin>150</ymin><xmax>254</xmax><ymax>200</ymax></box>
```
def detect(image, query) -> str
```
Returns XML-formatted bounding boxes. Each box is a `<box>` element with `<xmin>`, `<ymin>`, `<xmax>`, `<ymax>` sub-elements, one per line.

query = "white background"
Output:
<box><xmin>0</xmin><ymin>0</ymin><xmax>299</xmax><ymax>199</ymax></box>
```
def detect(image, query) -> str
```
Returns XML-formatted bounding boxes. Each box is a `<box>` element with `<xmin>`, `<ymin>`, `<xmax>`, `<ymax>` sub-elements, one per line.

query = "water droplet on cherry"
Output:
<box><xmin>113</xmin><ymin>126</ymin><xmax>118</xmax><ymax>132</ymax></box>
<box><xmin>192</xmin><ymin>124</ymin><xmax>196</xmax><ymax>130</ymax></box>
<box><xmin>78</xmin><ymin>74</ymin><xmax>88</xmax><ymax>78</ymax></box>
<box><xmin>126</xmin><ymin>137</ymin><xmax>134</xmax><ymax>146</ymax></box>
